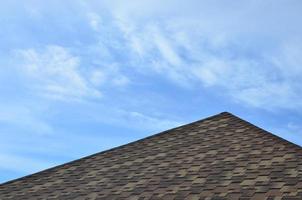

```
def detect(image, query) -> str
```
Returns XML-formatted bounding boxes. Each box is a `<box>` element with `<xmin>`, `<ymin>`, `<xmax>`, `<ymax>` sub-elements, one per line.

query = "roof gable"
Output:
<box><xmin>0</xmin><ymin>112</ymin><xmax>301</xmax><ymax>199</ymax></box>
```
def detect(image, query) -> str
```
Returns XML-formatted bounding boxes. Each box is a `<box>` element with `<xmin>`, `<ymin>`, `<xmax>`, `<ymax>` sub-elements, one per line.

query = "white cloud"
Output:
<box><xmin>86</xmin><ymin>0</ymin><xmax>302</xmax><ymax>110</ymax></box>
<box><xmin>89</xmin><ymin>64</ymin><xmax>130</xmax><ymax>87</ymax></box>
<box><xmin>16</xmin><ymin>45</ymin><xmax>102</xmax><ymax>101</ymax></box>
<box><xmin>14</xmin><ymin>45</ymin><xmax>130</xmax><ymax>103</ymax></box>
<box><xmin>84</xmin><ymin>102</ymin><xmax>183</xmax><ymax>132</ymax></box>
<box><xmin>87</xmin><ymin>12</ymin><xmax>102</xmax><ymax>31</ymax></box>
<box><xmin>5</xmin><ymin>0</ymin><xmax>302</xmax><ymax>109</ymax></box>
<box><xmin>234</xmin><ymin>83</ymin><xmax>296</xmax><ymax>109</ymax></box>
<box><xmin>126</xmin><ymin>111</ymin><xmax>182</xmax><ymax>131</ymax></box>
<box><xmin>272</xmin><ymin>40</ymin><xmax>302</xmax><ymax>77</ymax></box>
<box><xmin>90</xmin><ymin>69</ymin><xmax>107</xmax><ymax>86</ymax></box>
<box><xmin>152</xmin><ymin>29</ymin><xmax>182</xmax><ymax>67</ymax></box>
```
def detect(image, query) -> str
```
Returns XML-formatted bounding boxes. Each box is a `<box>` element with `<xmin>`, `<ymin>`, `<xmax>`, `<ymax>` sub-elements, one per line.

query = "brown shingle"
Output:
<box><xmin>0</xmin><ymin>112</ymin><xmax>301</xmax><ymax>199</ymax></box>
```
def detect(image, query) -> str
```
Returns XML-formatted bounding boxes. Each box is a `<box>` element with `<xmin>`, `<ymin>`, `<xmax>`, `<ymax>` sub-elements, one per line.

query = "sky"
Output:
<box><xmin>0</xmin><ymin>0</ymin><xmax>302</xmax><ymax>183</ymax></box>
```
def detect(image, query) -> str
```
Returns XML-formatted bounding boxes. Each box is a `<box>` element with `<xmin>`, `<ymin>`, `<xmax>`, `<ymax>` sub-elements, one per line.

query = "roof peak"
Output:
<box><xmin>1</xmin><ymin>112</ymin><xmax>302</xmax><ymax>199</ymax></box>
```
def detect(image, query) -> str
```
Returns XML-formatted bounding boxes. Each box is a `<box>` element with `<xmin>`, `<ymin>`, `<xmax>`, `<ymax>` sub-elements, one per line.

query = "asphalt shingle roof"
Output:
<box><xmin>0</xmin><ymin>112</ymin><xmax>302</xmax><ymax>199</ymax></box>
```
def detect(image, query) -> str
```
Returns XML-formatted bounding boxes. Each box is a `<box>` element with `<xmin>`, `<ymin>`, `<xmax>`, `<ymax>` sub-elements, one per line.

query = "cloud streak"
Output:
<box><xmin>86</xmin><ymin>0</ymin><xmax>302</xmax><ymax>110</ymax></box>
<box><xmin>11</xmin><ymin>0</ymin><xmax>300</xmax><ymax>110</ymax></box>
<box><xmin>15</xmin><ymin>45</ymin><xmax>102</xmax><ymax>101</ymax></box>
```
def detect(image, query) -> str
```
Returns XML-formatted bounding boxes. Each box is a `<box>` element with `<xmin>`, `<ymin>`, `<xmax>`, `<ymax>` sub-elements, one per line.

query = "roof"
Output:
<box><xmin>0</xmin><ymin>112</ymin><xmax>301</xmax><ymax>199</ymax></box>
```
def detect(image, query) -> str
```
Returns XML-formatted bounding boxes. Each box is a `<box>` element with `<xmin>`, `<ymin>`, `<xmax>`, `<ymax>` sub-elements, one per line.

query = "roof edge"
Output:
<box><xmin>230</xmin><ymin>112</ymin><xmax>302</xmax><ymax>149</ymax></box>
<box><xmin>0</xmin><ymin>112</ymin><xmax>229</xmax><ymax>186</ymax></box>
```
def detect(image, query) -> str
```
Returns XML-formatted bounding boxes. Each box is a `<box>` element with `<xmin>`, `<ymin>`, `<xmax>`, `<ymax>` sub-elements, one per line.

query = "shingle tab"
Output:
<box><xmin>0</xmin><ymin>112</ymin><xmax>301</xmax><ymax>199</ymax></box>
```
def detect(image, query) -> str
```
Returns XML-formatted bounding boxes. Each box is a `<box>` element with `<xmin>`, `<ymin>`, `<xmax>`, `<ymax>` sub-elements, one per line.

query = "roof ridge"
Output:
<box><xmin>3</xmin><ymin>111</ymin><xmax>299</xmax><ymax>187</ymax></box>
<box><xmin>0</xmin><ymin>111</ymin><xmax>229</xmax><ymax>186</ymax></box>
<box><xmin>1</xmin><ymin>112</ymin><xmax>302</xmax><ymax>199</ymax></box>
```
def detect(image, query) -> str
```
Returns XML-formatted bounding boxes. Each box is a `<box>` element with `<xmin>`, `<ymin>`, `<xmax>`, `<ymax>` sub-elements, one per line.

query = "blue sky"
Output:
<box><xmin>0</xmin><ymin>0</ymin><xmax>302</xmax><ymax>183</ymax></box>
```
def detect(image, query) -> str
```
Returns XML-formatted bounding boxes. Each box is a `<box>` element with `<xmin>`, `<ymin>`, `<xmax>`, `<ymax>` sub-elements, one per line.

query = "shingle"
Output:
<box><xmin>0</xmin><ymin>112</ymin><xmax>301</xmax><ymax>199</ymax></box>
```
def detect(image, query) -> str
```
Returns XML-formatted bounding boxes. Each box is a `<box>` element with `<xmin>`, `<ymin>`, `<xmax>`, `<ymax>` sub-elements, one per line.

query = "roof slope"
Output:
<box><xmin>0</xmin><ymin>112</ymin><xmax>301</xmax><ymax>199</ymax></box>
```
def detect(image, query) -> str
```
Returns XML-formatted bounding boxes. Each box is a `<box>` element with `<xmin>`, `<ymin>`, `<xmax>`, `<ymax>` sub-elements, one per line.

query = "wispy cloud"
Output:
<box><xmin>78</xmin><ymin>101</ymin><xmax>183</xmax><ymax>133</ymax></box>
<box><xmin>15</xmin><ymin>45</ymin><xmax>102</xmax><ymax>101</ymax></box>
<box><xmin>86</xmin><ymin>0</ymin><xmax>302</xmax><ymax>110</ymax></box>
<box><xmin>14</xmin><ymin>45</ymin><xmax>130</xmax><ymax>102</ymax></box>
<box><xmin>87</xmin><ymin>12</ymin><xmax>102</xmax><ymax>31</ymax></box>
<box><xmin>89</xmin><ymin>64</ymin><xmax>130</xmax><ymax>87</ymax></box>
<box><xmin>115</xmin><ymin>110</ymin><xmax>182</xmax><ymax>132</ymax></box>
